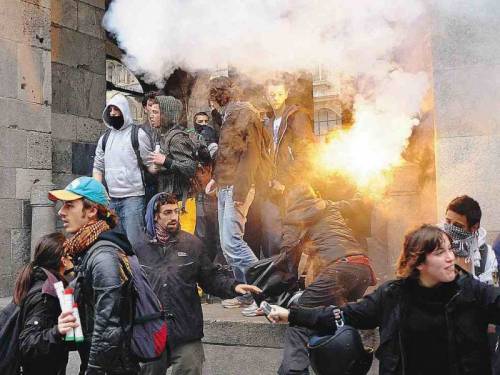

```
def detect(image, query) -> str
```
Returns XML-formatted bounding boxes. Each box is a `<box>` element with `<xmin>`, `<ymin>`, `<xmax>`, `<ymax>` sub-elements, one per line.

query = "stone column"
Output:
<box><xmin>30</xmin><ymin>183</ymin><xmax>56</xmax><ymax>257</ymax></box>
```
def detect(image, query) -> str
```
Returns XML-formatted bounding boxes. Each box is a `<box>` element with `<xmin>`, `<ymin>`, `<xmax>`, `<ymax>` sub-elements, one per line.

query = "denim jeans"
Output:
<box><xmin>109</xmin><ymin>195</ymin><xmax>145</xmax><ymax>247</ymax></box>
<box><xmin>218</xmin><ymin>186</ymin><xmax>258</xmax><ymax>283</ymax></box>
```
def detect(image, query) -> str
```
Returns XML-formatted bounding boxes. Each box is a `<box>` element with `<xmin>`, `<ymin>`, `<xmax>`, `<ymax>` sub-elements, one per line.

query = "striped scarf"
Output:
<box><xmin>64</xmin><ymin>220</ymin><xmax>110</xmax><ymax>257</ymax></box>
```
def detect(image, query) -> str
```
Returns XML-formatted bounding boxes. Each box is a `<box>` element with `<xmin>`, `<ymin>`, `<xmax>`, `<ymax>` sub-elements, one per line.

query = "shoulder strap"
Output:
<box><xmin>102</xmin><ymin>129</ymin><xmax>111</xmax><ymax>153</ymax></box>
<box><xmin>131</xmin><ymin>126</ymin><xmax>146</xmax><ymax>186</ymax></box>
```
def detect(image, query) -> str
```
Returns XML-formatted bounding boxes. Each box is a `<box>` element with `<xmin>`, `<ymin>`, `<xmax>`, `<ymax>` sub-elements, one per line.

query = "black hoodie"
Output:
<box><xmin>73</xmin><ymin>230</ymin><xmax>138</xmax><ymax>375</ymax></box>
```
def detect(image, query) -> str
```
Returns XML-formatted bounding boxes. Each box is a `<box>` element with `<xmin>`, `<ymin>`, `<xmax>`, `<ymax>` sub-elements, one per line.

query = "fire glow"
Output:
<box><xmin>314</xmin><ymin>106</ymin><xmax>420</xmax><ymax>194</ymax></box>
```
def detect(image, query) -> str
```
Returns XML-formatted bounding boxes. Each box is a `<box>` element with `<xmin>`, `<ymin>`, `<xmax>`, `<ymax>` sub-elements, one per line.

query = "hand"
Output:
<box><xmin>205</xmin><ymin>179</ymin><xmax>217</xmax><ymax>196</ymax></box>
<box><xmin>267</xmin><ymin>305</ymin><xmax>290</xmax><ymax>324</ymax></box>
<box><xmin>234</xmin><ymin>284</ymin><xmax>262</xmax><ymax>295</ymax></box>
<box><xmin>57</xmin><ymin>310</ymin><xmax>78</xmax><ymax>335</ymax></box>
<box><xmin>149</xmin><ymin>152</ymin><xmax>167</xmax><ymax>166</ymax></box>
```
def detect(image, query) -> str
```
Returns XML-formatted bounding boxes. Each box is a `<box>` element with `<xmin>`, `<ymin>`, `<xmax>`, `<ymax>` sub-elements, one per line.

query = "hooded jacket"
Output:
<box><xmin>93</xmin><ymin>94</ymin><xmax>153</xmax><ymax>198</ymax></box>
<box><xmin>289</xmin><ymin>269</ymin><xmax>500</xmax><ymax>375</ymax></box>
<box><xmin>155</xmin><ymin>96</ymin><xmax>197</xmax><ymax>199</ymax></box>
<box><xmin>280</xmin><ymin>185</ymin><xmax>366</xmax><ymax>274</ymax></box>
<box><xmin>18</xmin><ymin>268</ymin><xmax>68</xmax><ymax>375</ymax></box>
<box><xmin>214</xmin><ymin>101</ymin><xmax>268</xmax><ymax>202</ymax></box>
<box><xmin>73</xmin><ymin>230</ymin><xmax>138</xmax><ymax>374</ymax></box>
<box><xmin>264</xmin><ymin>104</ymin><xmax>315</xmax><ymax>186</ymax></box>
<box><xmin>135</xmin><ymin>193</ymin><xmax>238</xmax><ymax>347</ymax></box>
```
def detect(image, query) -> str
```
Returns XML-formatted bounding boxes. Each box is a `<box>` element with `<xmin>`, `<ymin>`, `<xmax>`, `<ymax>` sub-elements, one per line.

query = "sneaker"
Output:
<box><xmin>221</xmin><ymin>294</ymin><xmax>253</xmax><ymax>308</ymax></box>
<box><xmin>241</xmin><ymin>302</ymin><xmax>264</xmax><ymax>317</ymax></box>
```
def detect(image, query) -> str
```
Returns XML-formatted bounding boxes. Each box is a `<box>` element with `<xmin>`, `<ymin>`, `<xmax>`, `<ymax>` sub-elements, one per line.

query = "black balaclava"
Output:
<box><xmin>108</xmin><ymin>114</ymin><xmax>124</xmax><ymax>130</ymax></box>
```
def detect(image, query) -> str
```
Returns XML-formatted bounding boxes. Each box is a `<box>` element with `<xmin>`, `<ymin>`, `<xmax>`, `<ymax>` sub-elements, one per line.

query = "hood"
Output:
<box><xmin>284</xmin><ymin>185</ymin><xmax>326</xmax><ymax>226</ymax></box>
<box><xmin>478</xmin><ymin>227</ymin><xmax>488</xmax><ymax>247</ymax></box>
<box><xmin>145</xmin><ymin>193</ymin><xmax>162</xmax><ymax>239</ymax></box>
<box><xmin>156</xmin><ymin>95</ymin><xmax>183</xmax><ymax>132</ymax></box>
<box><xmin>102</xmin><ymin>93</ymin><xmax>134</xmax><ymax>130</ymax></box>
<box><xmin>97</xmin><ymin>229</ymin><xmax>134</xmax><ymax>256</ymax></box>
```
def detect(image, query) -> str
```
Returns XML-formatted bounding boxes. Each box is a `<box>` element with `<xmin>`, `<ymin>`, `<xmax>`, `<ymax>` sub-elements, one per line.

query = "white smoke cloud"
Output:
<box><xmin>104</xmin><ymin>0</ymin><xmax>431</xmax><ymax>191</ymax></box>
<box><xmin>104</xmin><ymin>0</ymin><xmax>426</xmax><ymax>83</ymax></box>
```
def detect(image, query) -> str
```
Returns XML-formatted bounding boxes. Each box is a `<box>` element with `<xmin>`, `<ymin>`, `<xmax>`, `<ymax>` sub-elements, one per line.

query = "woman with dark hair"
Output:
<box><xmin>268</xmin><ymin>224</ymin><xmax>500</xmax><ymax>375</ymax></box>
<box><xmin>15</xmin><ymin>232</ymin><xmax>78</xmax><ymax>375</ymax></box>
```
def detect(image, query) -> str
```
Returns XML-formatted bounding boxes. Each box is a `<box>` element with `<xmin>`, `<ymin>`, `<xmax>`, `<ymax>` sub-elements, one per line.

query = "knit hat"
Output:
<box><xmin>156</xmin><ymin>95</ymin><xmax>183</xmax><ymax>127</ymax></box>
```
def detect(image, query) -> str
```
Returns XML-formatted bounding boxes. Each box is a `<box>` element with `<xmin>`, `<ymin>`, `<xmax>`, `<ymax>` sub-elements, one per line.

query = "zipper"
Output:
<box><xmin>399</xmin><ymin>329</ymin><xmax>406</xmax><ymax>375</ymax></box>
<box><xmin>445</xmin><ymin>290</ymin><xmax>461</xmax><ymax>375</ymax></box>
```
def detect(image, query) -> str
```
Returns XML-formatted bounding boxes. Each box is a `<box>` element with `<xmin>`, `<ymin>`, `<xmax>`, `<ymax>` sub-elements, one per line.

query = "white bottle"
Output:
<box><xmin>54</xmin><ymin>281</ymin><xmax>65</xmax><ymax>311</ymax></box>
<box><xmin>72</xmin><ymin>303</ymin><xmax>84</xmax><ymax>343</ymax></box>
<box><xmin>63</xmin><ymin>288</ymin><xmax>75</xmax><ymax>341</ymax></box>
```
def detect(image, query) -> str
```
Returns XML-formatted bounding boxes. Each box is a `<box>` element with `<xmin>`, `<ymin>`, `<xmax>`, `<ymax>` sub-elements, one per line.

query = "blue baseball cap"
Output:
<box><xmin>48</xmin><ymin>177</ymin><xmax>110</xmax><ymax>206</ymax></box>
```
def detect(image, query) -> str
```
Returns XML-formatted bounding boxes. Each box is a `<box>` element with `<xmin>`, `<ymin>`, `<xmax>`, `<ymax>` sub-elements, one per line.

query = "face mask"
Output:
<box><xmin>443</xmin><ymin>222</ymin><xmax>478</xmax><ymax>258</ymax></box>
<box><xmin>109</xmin><ymin>115</ymin><xmax>124</xmax><ymax>130</ymax></box>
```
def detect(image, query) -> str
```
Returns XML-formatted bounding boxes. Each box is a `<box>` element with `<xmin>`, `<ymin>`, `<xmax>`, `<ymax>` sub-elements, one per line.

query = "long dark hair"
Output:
<box><xmin>396</xmin><ymin>224</ymin><xmax>451</xmax><ymax>279</ymax></box>
<box><xmin>13</xmin><ymin>232</ymin><xmax>66</xmax><ymax>305</ymax></box>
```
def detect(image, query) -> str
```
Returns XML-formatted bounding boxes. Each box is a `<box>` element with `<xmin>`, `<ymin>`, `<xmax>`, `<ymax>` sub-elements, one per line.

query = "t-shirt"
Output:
<box><xmin>273</xmin><ymin>117</ymin><xmax>282</xmax><ymax>144</ymax></box>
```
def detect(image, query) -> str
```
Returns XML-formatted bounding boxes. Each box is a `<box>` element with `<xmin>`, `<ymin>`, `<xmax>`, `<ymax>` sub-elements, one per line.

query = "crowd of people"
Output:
<box><xmin>1</xmin><ymin>74</ymin><xmax>500</xmax><ymax>375</ymax></box>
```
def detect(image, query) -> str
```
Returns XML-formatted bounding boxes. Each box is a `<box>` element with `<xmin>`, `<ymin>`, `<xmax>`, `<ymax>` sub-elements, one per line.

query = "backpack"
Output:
<box><xmin>72</xmin><ymin>241</ymin><xmax>168</xmax><ymax>362</ymax></box>
<box><xmin>0</xmin><ymin>286</ymin><xmax>42</xmax><ymax>375</ymax></box>
<box><xmin>165</xmin><ymin>128</ymin><xmax>210</xmax><ymax>168</ymax></box>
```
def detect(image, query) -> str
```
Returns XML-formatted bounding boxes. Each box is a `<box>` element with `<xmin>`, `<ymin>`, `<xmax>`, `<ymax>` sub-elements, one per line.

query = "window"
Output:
<box><xmin>314</xmin><ymin>108</ymin><xmax>341</xmax><ymax>138</ymax></box>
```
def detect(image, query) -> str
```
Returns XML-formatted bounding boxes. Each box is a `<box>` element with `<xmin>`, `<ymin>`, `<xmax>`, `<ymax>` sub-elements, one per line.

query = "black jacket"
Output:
<box><xmin>73</xmin><ymin>230</ymin><xmax>138</xmax><ymax>375</ymax></box>
<box><xmin>289</xmin><ymin>269</ymin><xmax>500</xmax><ymax>375</ymax></box>
<box><xmin>280</xmin><ymin>186</ymin><xmax>366</xmax><ymax>273</ymax></box>
<box><xmin>134</xmin><ymin>229</ymin><xmax>238</xmax><ymax>348</ymax></box>
<box><xmin>19</xmin><ymin>268</ymin><xmax>68</xmax><ymax>375</ymax></box>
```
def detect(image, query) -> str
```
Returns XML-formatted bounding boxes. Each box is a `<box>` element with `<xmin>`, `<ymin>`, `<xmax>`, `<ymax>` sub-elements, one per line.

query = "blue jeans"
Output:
<box><xmin>109</xmin><ymin>195</ymin><xmax>145</xmax><ymax>247</ymax></box>
<box><xmin>218</xmin><ymin>186</ymin><xmax>258</xmax><ymax>283</ymax></box>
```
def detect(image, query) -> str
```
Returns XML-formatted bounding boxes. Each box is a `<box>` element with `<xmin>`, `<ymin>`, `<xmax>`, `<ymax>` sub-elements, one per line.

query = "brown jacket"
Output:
<box><xmin>264</xmin><ymin>105</ymin><xmax>315</xmax><ymax>186</ymax></box>
<box><xmin>214</xmin><ymin>101</ymin><xmax>270</xmax><ymax>202</ymax></box>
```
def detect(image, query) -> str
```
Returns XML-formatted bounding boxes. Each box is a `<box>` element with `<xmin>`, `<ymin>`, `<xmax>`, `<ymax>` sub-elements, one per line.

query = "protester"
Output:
<box><xmin>136</xmin><ymin>192</ymin><xmax>261</xmax><ymax>375</ymax></box>
<box><xmin>205</xmin><ymin>76</ymin><xmax>270</xmax><ymax>308</ymax></box>
<box><xmin>140</xmin><ymin>91</ymin><xmax>160</xmax><ymax>138</ymax></box>
<box><xmin>268</xmin><ymin>224</ymin><xmax>500</xmax><ymax>375</ymax></box>
<box><xmin>258</xmin><ymin>78</ymin><xmax>315</xmax><ymax>259</ymax></box>
<box><xmin>443</xmin><ymin>195</ymin><xmax>498</xmax><ymax>284</ymax></box>
<box><xmin>15</xmin><ymin>233</ymin><xmax>78</xmax><ymax>375</ymax></box>
<box><xmin>190</xmin><ymin>111</ymin><xmax>218</xmax><ymax>145</ymax></box>
<box><xmin>260</xmin><ymin>184</ymin><xmax>375</xmax><ymax>373</ymax></box>
<box><xmin>148</xmin><ymin>96</ymin><xmax>197</xmax><ymax>205</ymax></box>
<box><xmin>93</xmin><ymin>94</ymin><xmax>155</xmax><ymax>246</ymax></box>
<box><xmin>49</xmin><ymin>176</ymin><xmax>139</xmax><ymax>375</ymax></box>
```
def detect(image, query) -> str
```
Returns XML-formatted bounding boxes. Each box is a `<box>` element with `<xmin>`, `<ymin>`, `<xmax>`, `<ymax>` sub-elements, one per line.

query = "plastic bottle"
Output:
<box><xmin>72</xmin><ymin>303</ymin><xmax>84</xmax><ymax>343</ymax></box>
<box><xmin>63</xmin><ymin>288</ymin><xmax>75</xmax><ymax>341</ymax></box>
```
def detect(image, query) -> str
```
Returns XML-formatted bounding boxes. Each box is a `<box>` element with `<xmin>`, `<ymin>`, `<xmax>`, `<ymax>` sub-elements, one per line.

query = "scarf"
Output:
<box><xmin>443</xmin><ymin>222</ymin><xmax>481</xmax><ymax>266</ymax></box>
<box><xmin>154</xmin><ymin>222</ymin><xmax>170</xmax><ymax>245</ymax></box>
<box><xmin>64</xmin><ymin>220</ymin><xmax>110</xmax><ymax>257</ymax></box>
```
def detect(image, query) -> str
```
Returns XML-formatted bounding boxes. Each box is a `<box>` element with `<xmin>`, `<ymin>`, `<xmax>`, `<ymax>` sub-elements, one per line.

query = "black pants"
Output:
<box><xmin>278</xmin><ymin>261</ymin><xmax>373</xmax><ymax>375</ymax></box>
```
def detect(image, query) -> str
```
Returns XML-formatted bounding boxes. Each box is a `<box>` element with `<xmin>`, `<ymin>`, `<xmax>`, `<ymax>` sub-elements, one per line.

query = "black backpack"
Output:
<box><xmin>0</xmin><ymin>286</ymin><xmax>42</xmax><ymax>375</ymax></box>
<box><xmin>71</xmin><ymin>241</ymin><xmax>168</xmax><ymax>362</ymax></box>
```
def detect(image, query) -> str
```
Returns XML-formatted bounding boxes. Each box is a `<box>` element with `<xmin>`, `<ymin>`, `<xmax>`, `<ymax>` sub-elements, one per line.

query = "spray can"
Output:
<box><xmin>155</xmin><ymin>144</ymin><xmax>161</xmax><ymax>153</ymax></box>
<box><xmin>63</xmin><ymin>288</ymin><xmax>75</xmax><ymax>341</ymax></box>
<box><xmin>72</xmin><ymin>303</ymin><xmax>84</xmax><ymax>343</ymax></box>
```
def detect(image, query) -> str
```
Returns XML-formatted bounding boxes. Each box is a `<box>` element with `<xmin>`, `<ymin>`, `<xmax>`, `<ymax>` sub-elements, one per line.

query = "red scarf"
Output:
<box><xmin>63</xmin><ymin>220</ymin><xmax>110</xmax><ymax>256</ymax></box>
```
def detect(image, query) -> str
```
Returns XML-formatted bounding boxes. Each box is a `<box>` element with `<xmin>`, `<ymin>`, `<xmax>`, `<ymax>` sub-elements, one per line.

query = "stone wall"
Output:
<box><xmin>0</xmin><ymin>0</ymin><xmax>106</xmax><ymax>296</ymax></box>
<box><xmin>0</xmin><ymin>0</ymin><xmax>52</xmax><ymax>296</ymax></box>
<box><xmin>51</xmin><ymin>0</ymin><xmax>106</xmax><ymax>191</ymax></box>
<box><xmin>432</xmin><ymin>0</ymin><xmax>500</xmax><ymax>242</ymax></box>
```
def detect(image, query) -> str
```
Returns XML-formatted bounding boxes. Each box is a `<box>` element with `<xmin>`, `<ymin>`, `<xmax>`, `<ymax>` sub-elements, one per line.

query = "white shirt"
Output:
<box><xmin>273</xmin><ymin>117</ymin><xmax>282</xmax><ymax>144</ymax></box>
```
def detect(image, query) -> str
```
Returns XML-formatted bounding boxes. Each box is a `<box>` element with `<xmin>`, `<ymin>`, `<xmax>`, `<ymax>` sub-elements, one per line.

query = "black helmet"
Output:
<box><xmin>308</xmin><ymin>324</ymin><xmax>373</xmax><ymax>375</ymax></box>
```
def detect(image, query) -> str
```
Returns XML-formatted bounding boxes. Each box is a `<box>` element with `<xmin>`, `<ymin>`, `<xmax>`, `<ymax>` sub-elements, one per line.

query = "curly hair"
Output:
<box><xmin>82</xmin><ymin>198</ymin><xmax>118</xmax><ymax>229</ymax></box>
<box><xmin>396</xmin><ymin>224</ymin><xmax>451</xmax><ymax>279</ymax></box>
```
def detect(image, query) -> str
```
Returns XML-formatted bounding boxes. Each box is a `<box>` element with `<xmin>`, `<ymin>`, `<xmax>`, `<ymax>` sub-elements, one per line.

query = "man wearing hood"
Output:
<box><xmin>48</xmin><ymin>177</ymin><xmax>139</xmax><ymax>375</ymax></box>
<box><xmin>148</xmin><ymin>96</ymin><xmax>197</xmax><ymax>207</ymax></box>
<box><xmin>444</xmin><ymin>195</ymin><xmax>498</xmax><ymax>284</ymax></box>
<box><xmin>204</xmin><ymin>77</ymin><xmax>271</xmax><ymax>308</ymax></box>
<box><xmin>93</xmin><ymin>94</ymin><xmax>155</xmax><ymax>247</ymax></box>
<box><xmin>135</xmin><ymin>192</ymin><xmax>260</xmax><ymax>375</ymax></box>
<box><xmin>273</xmin><ymin>184</ymin><xmax>375</xmax><ymax>375</ymax></box>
